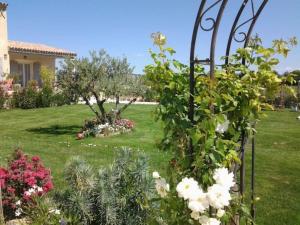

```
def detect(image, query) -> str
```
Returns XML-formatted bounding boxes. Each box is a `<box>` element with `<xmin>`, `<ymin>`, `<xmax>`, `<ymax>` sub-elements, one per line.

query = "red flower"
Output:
<box><xmin>1</xmin><ymin>149</ymin><xmax>54</xmax><ymax>217</ymax></box>
<box><xmin>24</xmin><ymin>177</ymin><xmax>36</xmax><ymax>186</ymax></box>
<box><xmin>32</xmin><ymin>156</ymin><xmax>40</xmax><ymax>162</ymax></box>
<box><xmin>0</xmin><ymin>168</ymin><xmax>8</xmax><ymax>188</ymax></box>
<box><xmin>7</xmin><ymin>186</ymin><xmax>15</xmax><ymax>194</ymax></box>
<box><xmin>43</xmin><ymin>181</ymin><xmax>53</xmax><ymax>192</ymax></box>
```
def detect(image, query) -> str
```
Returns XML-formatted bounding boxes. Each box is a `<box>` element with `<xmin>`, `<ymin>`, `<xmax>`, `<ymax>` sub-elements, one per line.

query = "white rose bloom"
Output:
<box><xmin>199</xmin><ymin>216</ymin><xmax>221</xmax><ymax>225</ymax></box>
<box><xmin>207</xmin><ymin>184</ymin><xmax>231</xmax><ymax>209</ymax></box>
<box><xmin>152</xmin><ymin>171</ymin><xmax>160</xmax><ymax>179</ymax></box>
<box><xmin>217</xmin><ymin>209</ymin><xmax>225</xmax><ymax>218</ymax></box>
<box><xmin>213</xmin><ymin>168</ymin><xmax>235</xmax><ymax>190</ymax></box>
<box><xmin>190</xmin><ymin>211</ymin><xmax>200</xmax><ymax>220</ymax></box>
<box><xmin>208</xmin><ymin>218</ymin><xmax>221</xmax><ymax>225</ymax></box>
<box><xmin>176</xmin><ymin>177</ymin><xmax>199</xmax><ymax>200</ymax></box>
<box><xmin>216</xmin><ymin>115</ymin><xmax>229</xmax><ymax>134</ymax></box>
<box><xmin>155</xmin><ymin>178</ymin><xmax>170</xmax><ymax>198</ymax></box>
<box><xmin>199</xmin><ymin>215</ymin><xmax>209</xmax><ymax>224</ymax></box>
<box><xmin>55</xmin><ymin>209</ymin><xmax>61</xmax><ymax>215</ymax></box>
<box><xmin>188</xmin><ymin>188</ymin><xmax>209</xmax><ymax>213</ymax></box>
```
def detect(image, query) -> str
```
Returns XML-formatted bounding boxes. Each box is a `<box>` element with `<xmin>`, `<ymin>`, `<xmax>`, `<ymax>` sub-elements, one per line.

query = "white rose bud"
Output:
<box><xmin>151</xmin><ymin>32</ymin><xmax>167</xmax><ymax>46</ymax></box>
<box><xmin>217</xmin><ymin>209</ymin><xmax>225</xmax><ymax>218</ymax></box>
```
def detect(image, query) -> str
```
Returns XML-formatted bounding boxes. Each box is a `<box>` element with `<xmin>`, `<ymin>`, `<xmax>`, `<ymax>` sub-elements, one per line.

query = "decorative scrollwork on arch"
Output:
<box><xmin>233</xmin><ymin>19</ymin><xmax>254</xmax><ymax>43</ymax></box>
<box><xmin>199</xmin><ymin>0</ymin><xmax>223</xmax><ymax>31</ymax></box>
<box><xmin>225</xmin><ymin>0</ymin><xmax>269</xmax><ymax>64</ymax></box>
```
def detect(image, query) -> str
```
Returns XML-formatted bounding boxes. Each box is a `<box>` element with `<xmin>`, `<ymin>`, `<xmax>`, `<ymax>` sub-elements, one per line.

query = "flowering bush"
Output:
<box><xmin>22</xmin><ymin>195</ymin><xmax>80</xmax><ymax>225</ymax></box>
<box><xmin>0</xmin><ymin>149</ymin><xmax>53</xmax><ymax>220</ymax></box>
<box><xmin>78</xmin><ymin>118</ymin><xmax>135</xmax><ymax>138</ymax></box>
<box><xmin>0</xmin><ymin>86</ymin><xmax>6</xmax><ymax>109</ymax></box>
<box><xmin>0</xmin><ymin>79</ymin><xmax>13</xmax><ymax>92</ymax></box>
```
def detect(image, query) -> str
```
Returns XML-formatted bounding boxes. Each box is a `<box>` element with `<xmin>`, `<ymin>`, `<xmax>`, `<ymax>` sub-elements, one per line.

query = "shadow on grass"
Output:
<box><xmin>26</xmin><ymin>125</ymin><xmax>81</xmax><ymax>136</ymax></box>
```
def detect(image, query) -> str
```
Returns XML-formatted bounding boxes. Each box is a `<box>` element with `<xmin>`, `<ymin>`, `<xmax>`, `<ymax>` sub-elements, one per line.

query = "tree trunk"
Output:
<box><xmin>92</xmin><ymin>91</ymin><xmax>107</xmax><ymax>120</ymax></box>
<box><xmin>115</xmin><ymin>95</ymin><xmax>120</xmax><ymax>109</ymax></box>
<box><xmin>116</xmin><ymin>98</ymin><xmax>137</xmax><ymax>119</ymax></box>
<box><xmin>82</xmin><ymin>96</ymin><xmax>101</xmax><ymax>121</ymax></box>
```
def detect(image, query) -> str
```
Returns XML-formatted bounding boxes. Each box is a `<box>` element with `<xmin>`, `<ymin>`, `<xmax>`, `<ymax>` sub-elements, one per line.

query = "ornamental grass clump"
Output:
<box><xmin>0</xmin><ymin>149</ymin><xmax>53</xmax><ymax>220</ymax></box>
<box><xmin>54</xmin><ymin>148</ymin><xmax>151</xmax><ymax>225</ymax></box>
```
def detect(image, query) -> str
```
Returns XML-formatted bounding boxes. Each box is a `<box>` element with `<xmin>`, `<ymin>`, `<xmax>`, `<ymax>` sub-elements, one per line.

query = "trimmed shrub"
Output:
<box><xmin>51</xmin><ymin>92</ymin><xmax>73</xmax><ymax>106</ymax></box>
<box><xmin>36</xmin><ymin>86</ymin><xmax>53</xmax><ymax>108</ymax></box>
<box><xmin>12</xmin><ymin>81</ymin><xmax>39</xmax><ymax>109</ymax></box>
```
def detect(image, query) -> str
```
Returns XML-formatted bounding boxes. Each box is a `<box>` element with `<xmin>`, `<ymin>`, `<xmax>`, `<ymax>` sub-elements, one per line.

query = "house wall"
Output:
<box><xmin>9</xmin><ymin>52</ymin><xmax>56</xmax><ymax>86</ymax></box>
<box><xmin>0</xmin><ymin>8</ymin><xmax>10</xmax><ymax>79</ymax></box>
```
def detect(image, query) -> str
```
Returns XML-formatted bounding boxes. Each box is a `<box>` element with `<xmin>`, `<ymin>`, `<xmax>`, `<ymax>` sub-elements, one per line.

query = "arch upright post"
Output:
<box><xmin>189</xmin><ymin>1</ymin><xmax>269</xmax><ymax>224</ymax></box>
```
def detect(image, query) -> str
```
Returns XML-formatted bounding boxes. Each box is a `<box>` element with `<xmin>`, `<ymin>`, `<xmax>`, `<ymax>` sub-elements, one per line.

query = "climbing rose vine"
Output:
<box><xmin>145</xmin><ymin>33</ymin><xmax>296</xmax><ymax>224</ymax></box>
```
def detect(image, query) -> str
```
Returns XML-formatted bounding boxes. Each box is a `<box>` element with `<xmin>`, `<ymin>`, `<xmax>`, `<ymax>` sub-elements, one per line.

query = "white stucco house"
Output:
<box><xmin>0</xmin><ymin>2</ymin><xmax>76</xmax><ymax>87</ymax></box>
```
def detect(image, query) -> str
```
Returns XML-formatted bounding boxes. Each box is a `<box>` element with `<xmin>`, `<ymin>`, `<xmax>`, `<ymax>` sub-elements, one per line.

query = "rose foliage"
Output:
<box><xmin>145</xmin><ymin>34</ymin><xmax>296</xmax><ymax>224</ymax></box>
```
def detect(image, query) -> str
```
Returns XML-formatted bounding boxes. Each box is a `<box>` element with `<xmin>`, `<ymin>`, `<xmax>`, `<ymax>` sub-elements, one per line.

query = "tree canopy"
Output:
<box><xmin>58</xmin><ymin>50</ymin><xmax>140</xmax><ymax>123</ymax></box>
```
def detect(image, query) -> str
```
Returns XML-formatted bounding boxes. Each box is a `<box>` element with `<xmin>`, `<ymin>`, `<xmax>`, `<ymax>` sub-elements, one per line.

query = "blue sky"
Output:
<box><xmin>5</xmin><ymin>0</ymin><xmax>300</xmax><ymax>74</ymax></box>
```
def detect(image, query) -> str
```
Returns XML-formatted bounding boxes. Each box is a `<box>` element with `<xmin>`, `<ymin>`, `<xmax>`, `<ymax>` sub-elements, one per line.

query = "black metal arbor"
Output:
<box><xmin>188</xmin><ymin>0</ymin><xmax>268</xmax><ymax>224</ymax></box>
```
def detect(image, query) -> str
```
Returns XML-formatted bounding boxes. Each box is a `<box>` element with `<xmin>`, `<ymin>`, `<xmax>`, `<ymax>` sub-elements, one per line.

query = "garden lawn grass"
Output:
<box><xmin>0</xmin><ymin>105</ymin><xmax>299</xmax><ymax>225</ymax></box>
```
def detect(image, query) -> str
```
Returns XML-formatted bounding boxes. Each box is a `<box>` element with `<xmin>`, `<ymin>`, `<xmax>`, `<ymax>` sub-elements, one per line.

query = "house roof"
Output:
<box><xmin>8</xmin><ymin>40</ymin><xmax>77</xmax><ymax>58</ymax></box>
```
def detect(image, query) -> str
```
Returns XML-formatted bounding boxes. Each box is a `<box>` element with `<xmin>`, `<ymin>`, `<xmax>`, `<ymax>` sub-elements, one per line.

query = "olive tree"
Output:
<box><xmin>58</xmin><ymin>50</ymin><xmax>138</xmax><ymax>123</ymax></box>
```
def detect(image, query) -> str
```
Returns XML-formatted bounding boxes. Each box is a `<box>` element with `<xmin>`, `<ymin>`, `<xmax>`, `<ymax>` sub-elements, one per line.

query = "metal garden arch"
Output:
<box><xmin>188</xmin><ymin>0</ymin><xmax>268</xmax><ymax>224</ymax></box>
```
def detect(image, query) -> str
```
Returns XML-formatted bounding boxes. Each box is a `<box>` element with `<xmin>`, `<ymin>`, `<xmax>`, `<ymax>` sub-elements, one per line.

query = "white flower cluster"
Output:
<box><xmin>15</xmin><ymin>200</ymin><xmax>23</xmax><ymax>217</ymax></box>
<box><xmin>15</xmin><ymin>207</ymin><xmax>23</xmax><ymax>217</ymax></box>
<box><xmin>176</xmin><ymin>168</ymin><xmax>235</xmax><ymax>225</ymax></box>
<box><xmin>152</xmin><ymin>172</ymin><xmax>170</xmax><ymax>198</ymax></box>
<box><xmin>24</xmin><ymin>185</ymin><xmax>43</xmax><ymax>196</ymax></box>
<box><xmin>153</xmin><ymin>168</ymin><xmax>235</xmax><ymax>225</ymax></box>
<box><xmin>91</xmin><ymin>123</ymin><xmax>131</xmax><ymax>136</ymax></box>
<box><xmin>49</xmin><ymin>208</ymin><xmax>61</xmax><ymax>215</ymax></box>
<box><xmin>15</xmin><ymin>186</ymin><xmax>44</xmax><ymax>217</ymax></box>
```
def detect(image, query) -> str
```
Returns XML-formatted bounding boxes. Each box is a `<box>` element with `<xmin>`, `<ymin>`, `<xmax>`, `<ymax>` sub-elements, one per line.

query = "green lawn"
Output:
<box><xmin>0</xmin><ymin>105</ymin><xmax>299</xmax><ymax>225</ymax></box>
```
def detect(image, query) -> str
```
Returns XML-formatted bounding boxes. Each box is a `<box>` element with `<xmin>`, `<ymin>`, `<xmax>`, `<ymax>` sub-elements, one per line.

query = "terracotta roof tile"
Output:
<box><xmin>8</xmin><ymin>40</ymin><xmax>77</xmax><ymax>57</ymax></box>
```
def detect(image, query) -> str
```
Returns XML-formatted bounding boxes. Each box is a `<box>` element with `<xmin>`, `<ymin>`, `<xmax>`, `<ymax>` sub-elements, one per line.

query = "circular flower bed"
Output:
<box><xmin>77</xmin><ymin>118</ymin><xmax>135</xmax><ymax>139</ymax></box>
